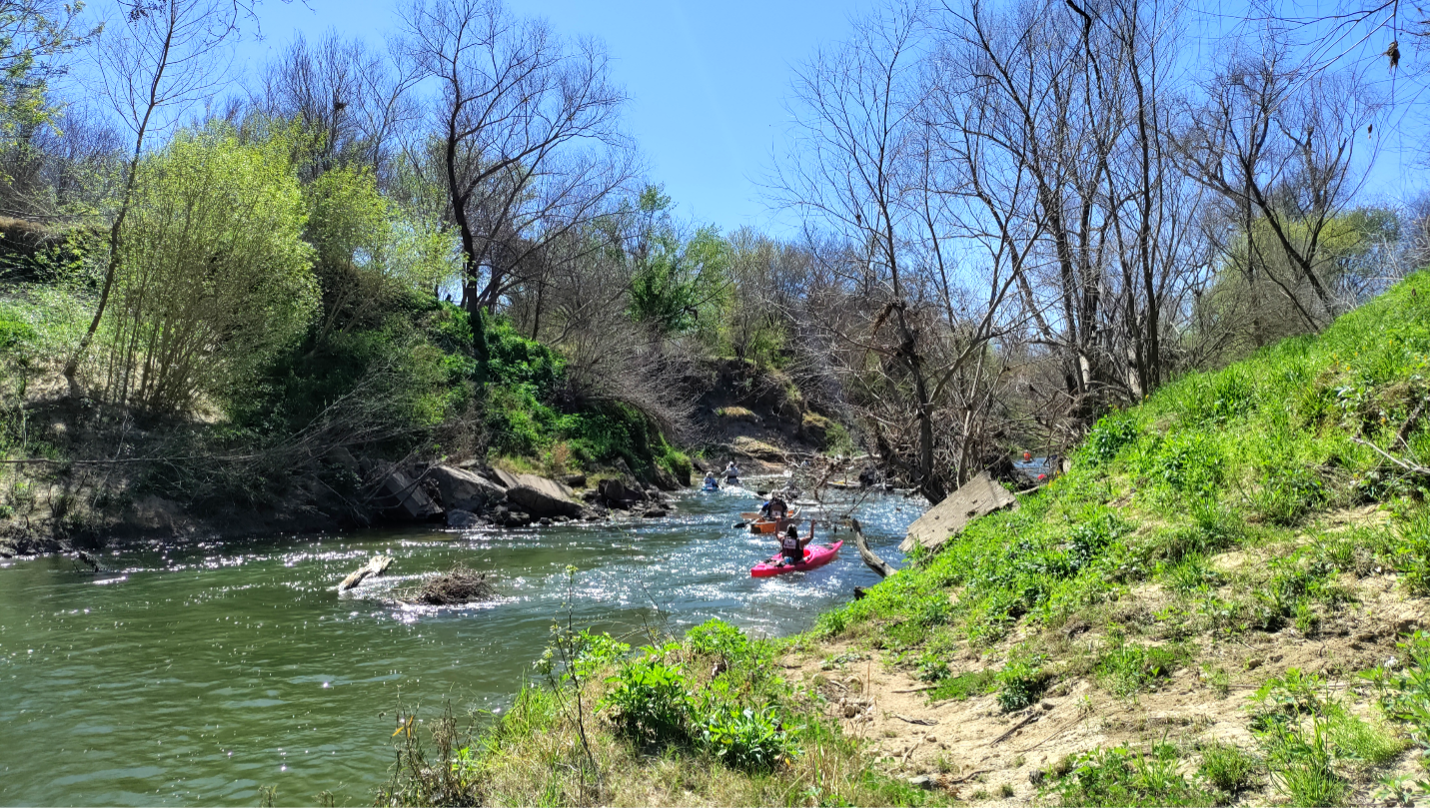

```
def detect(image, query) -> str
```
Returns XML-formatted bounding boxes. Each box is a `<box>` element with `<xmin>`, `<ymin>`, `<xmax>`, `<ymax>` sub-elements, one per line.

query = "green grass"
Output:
<box><xmin>1042</xmin><ymin>743</ymin><xmax>1217</xmax><ymax>807</ymax></box>
<box><xmin>929</xmin><ymin>668</ymin><xmax>997</xmax><ymax>702</ymax></box>
<box><xmin>1197</xmin><ymin>741</ymin><xmax>1261</xmax><ymax>795</ymax></box>
<box><xmin>814</xmin><ymin>271</ymin><xmax>1430</xmax><ymax>713</ymax></box>
<box><xmin>378</xmin><ymin>620</ymin><xmax>950</xmax><ymax>808</ymax></box>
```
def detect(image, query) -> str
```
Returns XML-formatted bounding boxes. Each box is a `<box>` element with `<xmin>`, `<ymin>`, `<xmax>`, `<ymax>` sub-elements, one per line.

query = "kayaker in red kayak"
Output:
<box><xmin>779</xmin><ymin>520</ymin><xmax>815</xmax><ymax>565</ymax></box>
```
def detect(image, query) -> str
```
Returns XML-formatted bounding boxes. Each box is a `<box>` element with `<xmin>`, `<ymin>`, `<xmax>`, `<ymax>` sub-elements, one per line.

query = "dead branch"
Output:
<box><xmin>1351</xmin><ymin>436</ymin><xmax>1430</xmax><ymax>476</ymax></box>
<box><xmin>849</xmin><ymin>517</ymin><xmax>898</xmax><ymax>578</ymax></box>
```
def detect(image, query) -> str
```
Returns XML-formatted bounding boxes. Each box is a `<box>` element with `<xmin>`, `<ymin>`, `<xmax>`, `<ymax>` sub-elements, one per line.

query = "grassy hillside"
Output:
<box><xmin>809</xmin><ymin>270</ymin><xmax>1430</xmax><ymax>805</ymax></box>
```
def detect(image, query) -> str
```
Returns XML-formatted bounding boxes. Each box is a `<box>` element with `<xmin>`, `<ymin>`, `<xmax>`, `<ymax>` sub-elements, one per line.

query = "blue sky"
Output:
<box><xmin>232</xmin><ymin>0</ymin><xmax>873</xmax><ymax>236</ymax></box>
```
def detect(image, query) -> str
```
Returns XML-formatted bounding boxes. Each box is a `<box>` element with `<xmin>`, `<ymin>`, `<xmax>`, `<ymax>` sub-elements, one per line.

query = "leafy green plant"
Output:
<box><xmin>698</xmin><ymin>703</ymin><xmax>797</xmax><ymax>773</ymax></box>
<box><xmin>996</xmin><ymin>651</ymin><xmax>1047</xmax><ymax>712</ymax></box>
<box><xmin>1363</xmin><ymin>630</ymin><xmax>1430</xmax><ymax>747</ymax></box>
<box><xmin>687</xmin><ymin>619</ymin><xmax>761</xmax><ymax>663</ymax></box>
<box><xmin>602</xmin><ymin>648</ymin><xmax>693</xmax><ymax>747</ymax></box>
<box><xmin>1081</xmin><ymin>413</ymin><xmax>1139</xmax><ymax>467</ymax></box>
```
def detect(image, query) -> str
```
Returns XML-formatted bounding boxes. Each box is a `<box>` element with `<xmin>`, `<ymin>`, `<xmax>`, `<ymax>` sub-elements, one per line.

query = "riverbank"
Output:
<box><xmin>387</xmin><ymin>272</ymin><xmax>1430</xmax><ymax>807</ymax></box>
<box><xmin>0</xmin><ymin>347</ymin><xmax>855</xmax><ymax>561</ymax></box>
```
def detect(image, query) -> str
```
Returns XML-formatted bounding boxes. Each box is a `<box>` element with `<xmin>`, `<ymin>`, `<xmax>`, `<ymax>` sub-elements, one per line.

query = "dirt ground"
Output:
<box><xmin>784</xmin><ymin>564</ymin><xmax>1430</xmax><ymax>806</ymax></box>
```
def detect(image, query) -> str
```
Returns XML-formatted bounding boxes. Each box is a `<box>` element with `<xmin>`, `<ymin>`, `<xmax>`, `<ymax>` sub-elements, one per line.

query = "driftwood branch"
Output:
<box><xmin>989</xmin><ymin>712</ymin><xmax>1041</xmax><ymax>745</ymax></box>
<box><xmin>1351</xmin><ymin>437</ymin><xmax>1430</xmax><ymax>476</ymax></box>
<box><xmin>850</xmin><ymin>517</ymin><xmax>898</xmax><ymax>578</ymax></box>
<box><xmin>339</xmin><ymin>555</ymin><xmax>394</xmax><ymax>591</ymax></box>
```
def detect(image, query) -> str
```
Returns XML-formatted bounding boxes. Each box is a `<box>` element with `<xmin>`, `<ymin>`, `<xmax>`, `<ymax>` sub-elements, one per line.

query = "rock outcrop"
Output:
<box><xmin>375</xmin><ymin>469</ymin><xmax>443</xmax><ymax>521</ymax></box>
<box><xmin>427</xmin><ymin>465</ymin><xmax>506</xmax><ymax>512</ymax></box>
<box><xmin>502</xmin><ymin>471</ymin><xmax>586</xmax><ymax>519</ymax></box>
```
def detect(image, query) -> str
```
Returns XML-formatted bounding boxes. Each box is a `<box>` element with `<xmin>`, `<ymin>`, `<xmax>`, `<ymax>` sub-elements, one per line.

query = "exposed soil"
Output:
<box><xmin>784</xmin><ymin>508</ymin><xmax>1430</xmax><ymax>806</ymax></box>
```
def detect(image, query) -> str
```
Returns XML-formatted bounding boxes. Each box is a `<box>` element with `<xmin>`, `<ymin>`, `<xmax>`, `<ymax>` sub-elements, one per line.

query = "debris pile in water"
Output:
<box><xmin>405</xmin><ymin>566</ymin><xmax>494</xmax><ymax>605</ymax></box>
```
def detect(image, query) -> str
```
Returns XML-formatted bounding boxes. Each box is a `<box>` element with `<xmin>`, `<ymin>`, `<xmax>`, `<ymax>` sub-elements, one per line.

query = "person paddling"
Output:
<box><xmin>760</xmin><ymin>493</ymin><xmax>788</xmax><ymax>521</ymax></box>
<box><xmin>703</xmin><ymin>471</ymin><xmax>719</xmax><ymax>490</ymax></box>
<box><xmin>778</xmin><ymin>520</ymin><xmax>815</xmax><ymax>566</ymax></box>
<box><xmin>723</xmin><ymin>460</ymin><xmax>742</xmax><ymax>483</ymax></box>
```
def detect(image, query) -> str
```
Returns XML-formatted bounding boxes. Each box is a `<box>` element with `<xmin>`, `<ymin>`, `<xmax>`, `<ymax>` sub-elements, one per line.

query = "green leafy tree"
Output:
<box><xmin>302</xmin><ymin>164</ymin><xmax>456</xmax><ymax>340</ymax></box>
<box><xmin>626</xmin><ymin>187</ymin><xmax>730</xmax><ymax>335</ymax></box>
<box><xmin>0</xmin><ymin>0</ymin><xmax>99</xmax><ymax>144</ymax></box>
<box><xmin>101</xmin><ymin>123</ymin><xmax>318</xmax><ymax>413</ymax></box>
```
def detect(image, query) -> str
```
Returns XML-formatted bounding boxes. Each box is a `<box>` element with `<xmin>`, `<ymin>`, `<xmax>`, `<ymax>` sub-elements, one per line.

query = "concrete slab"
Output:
<box><xmin>900</xmin><ymin>472</ymin><xmax>1017</xmax><ymax>553</ymax></box>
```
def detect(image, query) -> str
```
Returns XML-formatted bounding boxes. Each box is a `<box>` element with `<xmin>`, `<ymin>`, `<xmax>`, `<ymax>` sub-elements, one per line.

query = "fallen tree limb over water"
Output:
<box><xmin>850</xmin><ymin>518</ymin><xmax>897</xmax><ymax>578</ymax></box>
<box><xmin>339</xmin><ymin>555</ymin><xmax>394</xmax><ymax>591</ymax></box>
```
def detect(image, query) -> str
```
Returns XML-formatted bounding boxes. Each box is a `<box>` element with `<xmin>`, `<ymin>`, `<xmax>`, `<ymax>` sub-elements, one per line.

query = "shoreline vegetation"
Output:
<box><xmin>0</xmin><ymin>0</ymin><xmax>1427</xmax><ymax>806</ymax></box>
<box><xmin>372</xmin><ymin>273</ymin><xmax>1430</xmax><ymax>807</ymax></box>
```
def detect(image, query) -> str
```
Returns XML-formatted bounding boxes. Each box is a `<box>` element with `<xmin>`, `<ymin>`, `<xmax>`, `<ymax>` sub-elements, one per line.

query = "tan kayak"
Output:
<box><xmin>740</xmin><ymin>507</ymin><xmax>801</xmax><ymax>522</ymax></box>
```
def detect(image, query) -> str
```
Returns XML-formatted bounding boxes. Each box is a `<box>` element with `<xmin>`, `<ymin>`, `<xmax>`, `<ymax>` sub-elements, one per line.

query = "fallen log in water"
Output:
<box><xmin>339</xmin><ymin>555</ymin><xmax>394</xmax><ymax>591</ymax></box>
<box><xmin>850</xmin><ymin>518</ymin><xmax>898</xmax><ymax>578</ymax></box>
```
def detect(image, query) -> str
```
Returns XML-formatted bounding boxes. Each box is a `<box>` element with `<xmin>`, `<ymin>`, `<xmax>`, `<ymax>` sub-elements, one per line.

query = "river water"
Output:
<box><xmin>0</xmin><ymin>482</ymin><xmax>920</xmax><ymax>806</ymax></box>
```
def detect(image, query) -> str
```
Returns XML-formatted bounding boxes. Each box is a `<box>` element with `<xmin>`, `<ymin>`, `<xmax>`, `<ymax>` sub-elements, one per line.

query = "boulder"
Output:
<box><xmin>598</xmin><ymin>478</ymin><xmax>637</xmax><ymax>508</ymax></box>
<box><xmin>506</xmin><ymin>473</ymin><xmax>584</xmax><ymax>519</ymax></box>
<box><xmin>427</xmin><ymin>465</ymin><xmax>506</xmax><ymax>512</ymax></box>
<box><xmin>489</xmin><ymin>467</ymin><xmax>523</xmax><ymax>491</ymax></box>
<box><xmin>446</xmin><ymin>509</ymin><xmax>480</xmax><ymax>528</ymax></box>
<box><xmin>800</xmin><ymin>412</ymin><xmax>833</xmax><ymax>447</ymax></box>
<box><xmin>730</xmin><ymin>436</ymin><xmax>787</xmax><ymax>462</ymax></box>
<box><xmin>376</xmin><ymin>469</ymin><xmax>443</xmax><ymax>521</ymax></box>
<box><xmin>900</xmin><ymin>472</ymin><xmax>1016</xmax><ymax>553</ymax></box>
<box><xmin>649</xmin><ymin>465</ymin><xmax>678</xmax><ymax>492</ymax></box>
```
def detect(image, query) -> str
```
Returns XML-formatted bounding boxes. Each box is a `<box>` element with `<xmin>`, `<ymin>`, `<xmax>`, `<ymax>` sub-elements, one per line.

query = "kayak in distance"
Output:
<box><xmin>750</xmin><ymin>540</ymin><xmax>844</xmax><ymax>577</ymax></box>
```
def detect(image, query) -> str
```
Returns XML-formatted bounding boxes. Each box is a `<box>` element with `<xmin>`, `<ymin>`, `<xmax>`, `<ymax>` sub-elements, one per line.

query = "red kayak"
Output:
<box><xmin>750</xmin><ymin>540</ymin><xmax>843</xmax><ymax>577</ymax></box>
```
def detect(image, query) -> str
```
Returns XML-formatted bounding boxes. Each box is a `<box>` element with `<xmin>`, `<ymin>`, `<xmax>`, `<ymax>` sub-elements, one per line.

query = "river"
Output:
<box><xmin>0</xmin><ymin>481</ymin><xmax>920</xmax><ymax>806</ymax></box>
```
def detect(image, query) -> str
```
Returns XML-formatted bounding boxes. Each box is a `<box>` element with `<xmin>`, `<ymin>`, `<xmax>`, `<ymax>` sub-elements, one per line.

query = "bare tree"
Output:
<box><xmin>252</xmin><ymin>31</ymin><xmax>421</xmax><ymax>182</ymax></box>
<box><xmin>1177</xmin><ymin>40</ymin><xmax>1381</xmax><ymax>332</ymax></box>
<box><xmin>400</xmin><ymin>0</ymin><xmax>635</xmax><ymax>320</ymax></box>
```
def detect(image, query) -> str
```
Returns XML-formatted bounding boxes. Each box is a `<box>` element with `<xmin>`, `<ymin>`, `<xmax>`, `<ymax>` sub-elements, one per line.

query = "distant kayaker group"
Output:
<box><xmin>699</xmin><ymin>464</ymin><xmax>843</xmax><ymax>577</ymax></box>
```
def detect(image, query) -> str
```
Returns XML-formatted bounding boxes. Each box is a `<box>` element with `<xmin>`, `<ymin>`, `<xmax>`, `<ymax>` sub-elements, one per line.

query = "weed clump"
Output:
<box><xmin>1197</xmin><ymin>741</ymin><xmax>1261</xmax><ymax>795</ymax></box>
<box><xmin>1042</xmin><ymin>743</ymin><xmax>1215</xmax><ymax>807</ymax></box>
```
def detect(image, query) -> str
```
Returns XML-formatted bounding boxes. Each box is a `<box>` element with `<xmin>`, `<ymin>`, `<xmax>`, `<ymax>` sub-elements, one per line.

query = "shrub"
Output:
<box><xmin>698</xmin><ymin>704</ymin><xmax>796</xmax><ymax>773</ymax></box>
<box><xmin>996</xmin><ymin>651</ymin><xmax>1047</xmax><ymax>712</ymax></box>
<box><xmin>686</xmin><ymin>619</ymin><xmax>764</xmax><ymax>665</ymax></box>
<box><xmin>102</xmin><ymin>122</ymin><xmax>319</xmax><ymax>413</ymax></box>
<box><xmin>602</xmin><ymin>648</ymin><xmax>692</xmax><ymax>747</ymax></box>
